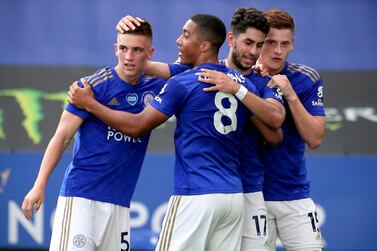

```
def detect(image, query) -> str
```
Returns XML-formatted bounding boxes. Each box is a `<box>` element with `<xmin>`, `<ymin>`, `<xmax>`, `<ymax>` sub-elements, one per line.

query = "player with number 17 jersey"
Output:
<box><xmin>150</xmin><ymin>62</ymin><xmax>258</xmax><ymax>195</ymax></box>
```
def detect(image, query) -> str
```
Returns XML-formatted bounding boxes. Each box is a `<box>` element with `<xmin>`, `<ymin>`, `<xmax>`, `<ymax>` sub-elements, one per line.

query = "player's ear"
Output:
<box><xmin>146</xmin><ymin>47</ymin><xmax>155</xmax><ymax>60</ymax></box>
<box><xmin>200</xmin><ymin>41</ymin><xmax>211</xmax><ymax>53</ymax></box>
<box><xmin>227</xmin><ymin>31</ymin><xmax>234</xmax><ymax>47</ymax></box>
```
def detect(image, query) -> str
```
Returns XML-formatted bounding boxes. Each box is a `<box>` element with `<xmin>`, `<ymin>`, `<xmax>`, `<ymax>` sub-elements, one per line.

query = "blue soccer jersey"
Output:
<box><xmin>151</xmin><ymin>63</ymin><xmax>257</xmax><ymax>195</ymax></box>
<box><xmin>262</xmin><ymin>62</ymin><xmax>325</xmax><ymax>201</ymax></box>
<box><xmin>61</xmin><ymin>67</ymin><xmax>165</xmax><ymax>207</ymax></box>
<box><xmin>239</xmin><ymin>71</ymin><xmax>284</xmax><ymax>193</ymax></box>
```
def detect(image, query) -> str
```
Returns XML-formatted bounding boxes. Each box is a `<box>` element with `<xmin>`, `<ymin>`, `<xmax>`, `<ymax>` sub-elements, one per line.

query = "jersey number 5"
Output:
<box><xmin>121</xmin><ymin>231</ymin><xmax>130</xmax><ymax>251</ymax></box>
<box><xmin>213</xmin><ymin>92</ymin><xmax>238</xmax><ymax>135</ymax></box>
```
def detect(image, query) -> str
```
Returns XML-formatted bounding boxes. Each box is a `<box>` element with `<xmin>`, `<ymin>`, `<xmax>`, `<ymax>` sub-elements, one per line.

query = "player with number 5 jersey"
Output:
<box><xmin>22</xmin><ymin>20</ymin><xmax>165</xmax><ymax>251</ymax></box>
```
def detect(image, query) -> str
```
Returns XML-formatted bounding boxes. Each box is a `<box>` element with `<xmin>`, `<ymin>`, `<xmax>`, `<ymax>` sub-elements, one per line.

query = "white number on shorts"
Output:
<box><xmin>308</xmin><ymin>212</ymin><xmax>320</xmax><ymax>232</ymax></box>
<box><xmin>121</xmin><ymin>231</ymin><xmax>130</xmax><ymax>251</ymax></box>
<box><xmin>252</xmin><ymin>215</ymin><xmax>267</xmax><ymax>236</ymax></box>
<box><xmin>213</xmin><ymin>92</ymin><xmax>238</xmax><ymax>135</ymax></box>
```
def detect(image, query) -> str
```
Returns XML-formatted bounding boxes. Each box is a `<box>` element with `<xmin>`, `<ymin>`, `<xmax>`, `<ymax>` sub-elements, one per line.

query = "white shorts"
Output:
<box><xmin>241</xmin><ymin>192</ymin><xmax>269</xmax><ymax>251</ymax></box>
<box><xmin>50</xmin><ymin>196</ymin><xmax>130</xmax><ymax>251</ymax></box>
<box><xmin>155</xmin><ymin>193</ymin><xmax>244</xmax><ymax>251</ymax></box>
<box><xmin>266</xmin><ymin>198</ymin><xmax>324</xmax><ymax>251</ymax></box>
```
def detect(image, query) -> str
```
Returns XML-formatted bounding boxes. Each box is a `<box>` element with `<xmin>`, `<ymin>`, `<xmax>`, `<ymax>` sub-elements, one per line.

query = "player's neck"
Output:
<box><xmin>267</xmin><ymin>64</ymin><xmax>285</xmax><ymax>76</ymax></box>
<box><xmin>193</xmin><ymin>54</ymin><xmax>219</xmax><ymax>67</ymax></box>
<box><xmin>224</xmin><ymin>58</ymin><xmax>252</xmax><ymax>76</ymax></box>
<box><xmin>115</xmin><ymin>65</ymin><xmax>140</xmax><ymax>85</ymax></box>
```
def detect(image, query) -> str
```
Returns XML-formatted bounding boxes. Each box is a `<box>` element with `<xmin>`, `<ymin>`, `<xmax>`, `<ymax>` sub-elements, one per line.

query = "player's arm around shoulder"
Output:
<box><xmin>241</xmin><ymin>79</ymin><xmax>284</xmax><ymax>129</ymax></box>
<box><xmin>195</xmin><ymin>69</ymin><xmax>284</xmax><ymax>128</ymax></box>
<box><xmin>144</xmin><ymin>61</ymin><xmax>171</xmax><ymax>79</ymax></box>
<box><xmin>22</xmin><ymin>110</ymin><xmax>83</xmax><ymax>221</ymax></box>
<box><xmin>68</xmin><ymin>79</ymin><xmax>169</xmax><ymax>138</ymax></box>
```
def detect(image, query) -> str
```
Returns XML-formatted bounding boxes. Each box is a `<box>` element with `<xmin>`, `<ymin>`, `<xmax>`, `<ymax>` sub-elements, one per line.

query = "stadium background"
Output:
<box><xmin>1</xmin><ymin>0</ymin><xmax>376</xmax><ymax>250</ymax></box>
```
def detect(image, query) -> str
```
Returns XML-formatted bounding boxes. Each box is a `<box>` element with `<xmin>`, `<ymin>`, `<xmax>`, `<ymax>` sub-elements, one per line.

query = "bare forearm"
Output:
<box><xmin>85</xmin><ymin>99</ymin><xmax>147</xmax><ymax>137</ymax></box>
<box><xmin>34</xmin><ymin>135</ymin><xmax>71</xmax><ymax>189</ymax></box>
<box><xmin>287</xmin><ymin>96</ymin><xmax>325</xmax><ymax>149</ymax></box>
<box><xmin>252</xmin><ymin>116</ymin><xmax>283</xmax><ymax>146</ymax></box>
<box><xmin>145</xmin><ymin>61</ymin><xmax>171</xmax><ymax>79</ymax></box>
<box><xmin>242</xmin><ymin>93</ymin><xmax>284</xmax><ymax>129</ymax></box>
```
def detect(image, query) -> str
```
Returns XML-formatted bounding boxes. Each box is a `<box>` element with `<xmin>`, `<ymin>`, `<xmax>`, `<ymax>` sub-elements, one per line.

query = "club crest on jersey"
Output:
<box><xmin>72</xmin><ymin>234</ymin><xmax>87</xmax><ymax>248</ymax></box>
<box><xmin>126</xmin><ymin>93</ymin><xmax>138</xmax><ymax>106</ymax></box>
<box><xmin>141</xmin><ymin>91</ymin><xmax>155</xmax><ymax>107</ymax></box>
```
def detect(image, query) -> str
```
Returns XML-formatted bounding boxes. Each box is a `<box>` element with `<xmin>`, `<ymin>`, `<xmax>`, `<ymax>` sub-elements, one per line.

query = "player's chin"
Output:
<box><xmin>124</xmin><ymin>69</ymin><xmax>139</xmax><ymax>77</ymax></box>
<box><xmin>243</xmin><ymin>59</ymin><xmax>256</xmax><ymax>68</ymax></box>
<box><xmin>179</xmin><ymin>55</ymin><xmax>188</xmax><ymax>65</ymax></box>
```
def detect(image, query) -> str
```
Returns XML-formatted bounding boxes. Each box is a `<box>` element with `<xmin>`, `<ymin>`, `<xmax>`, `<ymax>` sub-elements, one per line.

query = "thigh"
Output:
<box><xmin>155</xmin><ymin>195</ymin><xmax>206</xmax><ymax>251</ymax></box>
<box><xmin>49</xmin><ymin>196</ymin><xmax>96</xmax><ymax>251</ymax></box>
<box><xmin>156</xmin><ymin>193</ymin><xmax>243</xmax><ymax>251</ymax></box>
<box><xmin>241</xmin><ymin>192</ymin><xmax>270</xmax><ymax>251</ymax></box>
<box><xmin>208</xmin><ymin>193</ymin><xmax>244</xmax><ymax>251</ymax></box>
<box><xmin>265</xmin><ymin>202</ymin><xmax>278</xmax><ymax>251</ymax></box>
<box><xmin>271</xmin><ymin>199</ymin><xmax>324</xmax><ymax>251</ymax></box>
<box><xmin>97</xmin><ymin>203</ymin><xmax>130</xmax><ymax>251</ymax></box>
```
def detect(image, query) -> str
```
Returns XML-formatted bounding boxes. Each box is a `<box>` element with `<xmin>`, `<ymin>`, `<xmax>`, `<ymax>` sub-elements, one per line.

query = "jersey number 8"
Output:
<box><xmin>213</xmin><ymin>92</ymin><xmax>238</xmax><ymax>135</ymax></box>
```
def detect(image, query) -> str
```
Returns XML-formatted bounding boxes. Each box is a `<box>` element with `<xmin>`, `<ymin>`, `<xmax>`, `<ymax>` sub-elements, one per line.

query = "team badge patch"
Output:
<box><xmin>72</xmin><ymin>234</ymin><xmax>87</xmax><ymax>248</ymax></box>
<box><xmin>141</xmin><ymin>91</ymin><xmax>155</xmax><ymax>107</ymax></box>
<box><xmin>126</xmin><ymin>93</ymin><xmax>138</xmax><ymax>106</ymax></box>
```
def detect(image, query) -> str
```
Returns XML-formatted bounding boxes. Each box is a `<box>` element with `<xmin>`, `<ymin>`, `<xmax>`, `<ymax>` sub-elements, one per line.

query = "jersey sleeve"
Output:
<box><xmin>253</xmin><ymin>76</ymin><xmax>284</xmax><ymax>104</ymax></box>
<box><xmin>244</xmin><ymin>78</ymin><xmax>258</xmax><ymax>96</ymax></box>
<box><xmin>242</xmin><ymin>78</ymin><xmax>259</xmax><ymax>118</ymax></box>
<box><xmin>262</xmin><ymin>86</ymin><xmax>284</xmax><ymax>104</ymax></box>
<box><xmin>150</xmin><ymin>77</ymin><xmax>189</xmax><ymax>117</ymax></box>
<box><xmin>64</xmin><ymin>78</ymin><xmax>105</xmax><ymax>119</ymax></box>
<box><xmin>168</xmin><ymin>63</ymin><xmax>192</xmax><ymax>77</ymax></box>
<box><xmin>301</xmin><ymin>79</ymin><xmax>325</xmax><ymax>116</ymax></box>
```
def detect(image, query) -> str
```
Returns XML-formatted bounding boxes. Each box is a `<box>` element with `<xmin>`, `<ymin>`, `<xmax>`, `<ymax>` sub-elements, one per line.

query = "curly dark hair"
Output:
<box><xmin>231</xmin><ymin>7</ymin><xmax>269</xmax><ymax>36</ymax></box>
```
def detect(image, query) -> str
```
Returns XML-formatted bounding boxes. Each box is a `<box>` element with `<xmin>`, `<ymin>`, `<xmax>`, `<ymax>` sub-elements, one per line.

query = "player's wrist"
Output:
<box><xmin>84</xmin><ymin>98</ymin><xmax>97</xmax><ymax>112</ymax></box>
<box><xmin>285</xmin><ymin>92</ymin><xmax>298</xmax><ymax>102</ymax></box>
<box><xmin>234</xmin><ymin>85</ymin><xmax>248</xmax><ymax>101</ymax></box>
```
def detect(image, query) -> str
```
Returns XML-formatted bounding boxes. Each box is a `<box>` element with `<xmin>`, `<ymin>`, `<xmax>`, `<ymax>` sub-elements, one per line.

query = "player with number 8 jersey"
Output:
<box><xmin>151</xmin><ymin>61</ymin><xmax>258</xmax><ymax>251</ymax></box>
<box><xmin>151</xmin><ymin>62</ymin><xmax>257</xmax><ymax>195</ymax></box>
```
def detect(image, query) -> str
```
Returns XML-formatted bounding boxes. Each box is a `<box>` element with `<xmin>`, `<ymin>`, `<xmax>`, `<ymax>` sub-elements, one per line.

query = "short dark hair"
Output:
<box><xmin>265</xmin><ymin>8</ymin><xmax>295</xmax><ymax>33</ymax></box>
<box><xmin>231</xmin><ymin>7</ymin><xmax>270</xmax><ymax>36</ymax></box>
<box><xmin>190</xmin><ymin>14</ymin><xmax>226</xmax><ymax>54</ymax></box>
<box><xmin>123</xmin><ymin>19</ymin><xmax>153</xmax><ymax>40</ymax></box>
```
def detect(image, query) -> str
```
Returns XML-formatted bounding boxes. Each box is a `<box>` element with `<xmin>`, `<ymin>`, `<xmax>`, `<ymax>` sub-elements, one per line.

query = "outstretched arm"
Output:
<box><xmin>22</xmin><ymin>111</ymin><xmax>82</xmax><ymax>220</ymax></box>
<box><xmin>144</xmin><ymin>61</ymin><xmax>171</xmax><ymax>79</ymax></box>
<box><xmin>68</xmin><ymin>80</ymin><xmax>169</xmax><ymax>138</ymax></box>
<box><xmin>267</xmin><ymin>75</ymin><xmax>325</xmax><ymax>149</ymax></box>
<box><xmin>196</xmin><ymin>69</ymin><xmax>285</xmax><ymax>129</ymax></box>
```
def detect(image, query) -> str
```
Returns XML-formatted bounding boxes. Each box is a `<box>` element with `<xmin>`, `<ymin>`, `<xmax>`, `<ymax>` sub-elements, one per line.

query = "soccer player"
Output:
<box><xmin>21</xmin><ymin>20</ymin><xmax>165</xmax><ymax>251</ymax></box>
<box><xmin>259</xmin><ymin>9</ymin><xmax>326</xmax><ymax>251</ymax></box>
<box><xmin>68</xmin><ymin>14</ymin><xmax>259</xmax><ymax>251</ymax></box>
